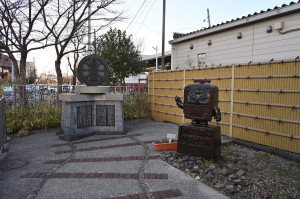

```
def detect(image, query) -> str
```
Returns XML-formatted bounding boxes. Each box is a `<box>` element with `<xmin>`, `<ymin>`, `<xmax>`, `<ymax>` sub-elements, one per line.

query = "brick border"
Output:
<box><xmin>103</xmin><ymin>189</ymin><xmax>183</xmax><ymax>199</ymax></box>
<box><xmin>55</xmin><ymin>141</ymin><xmax>154</xmax><ymax>154</ymax></box>
<box><xmin>52</xmin><ymin>134</ymin><xmax>142</xmax><ymax>147</ymax></box>
<box><xmin>44</xmin><ymin>155</ymin><xmax>160</xmax><ymax>164</ymax></box>
<box><xmin>21</xmin><ymin>172</ymin><xmax>168</xmax><ymax>179</ymax></box>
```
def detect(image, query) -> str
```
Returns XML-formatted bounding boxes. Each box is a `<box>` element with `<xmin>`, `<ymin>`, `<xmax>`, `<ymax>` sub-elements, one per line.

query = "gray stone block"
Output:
<box><xmin>109</xmin><ymin>126</ymin><xmax>115</xmax><ymax>132</ymax></box>
<box><xmin>100</xmin><ymin>126</ymin><xmax>110</xmax><ymax>132</ymax></box>
<box><xmin>115</xmin><ymin>123</ymin><xmax>124</xmax><ymax>132</ymax></box>
<box><xmin>75</xmin><ymin>86</ymin><xmax>110</xmax><ymax>94</ymax></box>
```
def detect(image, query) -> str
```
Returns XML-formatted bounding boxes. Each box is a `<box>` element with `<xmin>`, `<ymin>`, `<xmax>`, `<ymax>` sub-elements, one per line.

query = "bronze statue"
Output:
<box><xmin>175</xmin><ymin>79</ymin><xmax>221</xmax><ymax>125</ymax></box>
<box><xmin>174</xmin><ymin>79</ymin><xmax>222</xmax><ymax>159</ymax></box>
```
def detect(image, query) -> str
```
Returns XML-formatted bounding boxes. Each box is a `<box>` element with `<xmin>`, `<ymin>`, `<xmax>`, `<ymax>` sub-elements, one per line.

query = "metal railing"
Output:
<box><xmin>3</xmin><ymin>84</ymin><xmax>147</xmax><ymax>107</ymax></box>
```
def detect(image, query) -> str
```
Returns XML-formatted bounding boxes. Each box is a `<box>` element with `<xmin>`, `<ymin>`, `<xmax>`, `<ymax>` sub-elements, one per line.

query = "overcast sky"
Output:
<box><xmin>29</xmin><ymin>0</ymin><xmax>290</xmax><ymax>75</ymax></box>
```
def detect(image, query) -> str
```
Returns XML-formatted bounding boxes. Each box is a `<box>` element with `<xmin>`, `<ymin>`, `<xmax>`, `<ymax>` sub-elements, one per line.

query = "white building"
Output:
<box><xmin>169</xmin><ymin>1</ymin><xmax>300</xmax><ymax>70</ymax></box>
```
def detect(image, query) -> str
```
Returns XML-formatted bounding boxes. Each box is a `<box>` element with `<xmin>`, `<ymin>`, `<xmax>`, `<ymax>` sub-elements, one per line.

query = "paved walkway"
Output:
<box><xmin>0</xmin><ymin>119</ymin><xmax>228</xmax><ymax>199</ymax></box>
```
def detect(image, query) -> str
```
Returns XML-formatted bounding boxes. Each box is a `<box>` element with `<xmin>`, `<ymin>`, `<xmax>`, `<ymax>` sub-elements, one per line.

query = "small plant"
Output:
<box><xmin>0</xmin><ymin>77</ymin><xmax>10</xmax><ymax>97</ymax></box>
<box><xmin>123</xmin><ymin>92</ymin><xmax>149</xmax><ymax>120</ymax></box>
<box><xmin>6</xmin><ymin>102</ymin><xmax>61</xmax><ymax>137</ymax></box>
<box><xmin>202</xmin><ymin>158</ymin><xmax>212</xmax><ymax>168</ymax></box>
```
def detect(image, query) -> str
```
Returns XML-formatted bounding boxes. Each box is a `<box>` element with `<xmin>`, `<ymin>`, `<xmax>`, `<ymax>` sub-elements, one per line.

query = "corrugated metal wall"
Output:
<box><xmin>148</xmin><ymin>60</ymin><xmax>300</xmax><ymax>154</ymax></box>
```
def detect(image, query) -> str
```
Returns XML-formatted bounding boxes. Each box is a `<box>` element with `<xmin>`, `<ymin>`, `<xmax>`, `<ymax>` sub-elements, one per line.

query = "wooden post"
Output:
<box><xmin>229</xmin><ymin>65</ymin><xmax>235</xmax><ymax>137</ymax></box>
<box><xmin>182</xmin><ymin>69</ymin><xmax>186</xmax><ymax>123</ymax></box>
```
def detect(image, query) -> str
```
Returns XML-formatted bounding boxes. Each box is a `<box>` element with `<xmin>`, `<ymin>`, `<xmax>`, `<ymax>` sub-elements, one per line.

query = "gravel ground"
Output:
<box><xmin>160</xmin><ymin>143</ymin><xmax>300</xmax><ymax>199</ymax></box>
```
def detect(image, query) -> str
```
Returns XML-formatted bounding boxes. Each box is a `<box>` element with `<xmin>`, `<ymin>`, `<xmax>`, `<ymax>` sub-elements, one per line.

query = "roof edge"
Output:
<box><xmin>169</xmin><ymin>2</ymin><xmax>300</xmax><ymax>44</ymax></box>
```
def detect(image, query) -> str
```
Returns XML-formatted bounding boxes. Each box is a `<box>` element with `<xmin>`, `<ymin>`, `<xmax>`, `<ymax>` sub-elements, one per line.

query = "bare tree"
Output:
<box><xmin>0</xmin><ymin>0</ymin><xmax>51</xmax><ymax>105</ymax></box>
<box><xmin>67</xmin><ymin>29</ymin><xmax>86</xmax><ymax>86</ymax></box>
<box><xmin>42</xmin><ymin>0</ymin><xmax>123</xmax><ymax>99</ymax></box>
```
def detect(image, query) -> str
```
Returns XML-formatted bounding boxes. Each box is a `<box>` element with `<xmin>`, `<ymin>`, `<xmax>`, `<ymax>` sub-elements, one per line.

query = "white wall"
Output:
<box><xmin>172</xmin><ymin>12</ymin><xmax>300</xmax><ymax>69</ymax></box>
<box><xmin>125</xmin><ymin>74</ymin><xmax>147</xmax><ymax>84</ymax></box>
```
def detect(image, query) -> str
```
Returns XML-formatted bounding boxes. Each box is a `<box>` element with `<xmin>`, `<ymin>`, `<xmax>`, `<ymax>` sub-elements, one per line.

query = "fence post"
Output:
<box><xmin>229</xmin><ymin>65</ymin><xmax>235</xmax><ymax>137</ymax></box>
<box><xmin>13</xmin><ymin>84</ymin><xmax>16</xmax><ymax>107</ymax></box>
<box><xmin>182</xmin><ymin>69</ymin><xmax>186</xmax><ymax>123</ymax></box>
<box><xmin>152</xmin><ymin>72</ymin><xmax>155</xmax><ymax>114</ymax></box>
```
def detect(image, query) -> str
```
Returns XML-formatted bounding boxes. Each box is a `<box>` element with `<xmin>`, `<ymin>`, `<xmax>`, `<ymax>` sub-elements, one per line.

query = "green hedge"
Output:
<box><xmin>123</xmin><ymin>92</ymin><xmax>149</xmax><ymax>120</ymax></box>
<box><xmin>6</xmin><ymin>92</ymin><xmax>150</xmax><ymax>137</ymax></box>
<box><xmin>6</xmin><ymin>102</ymin><xmax>61</xmax><ymax>137</ymax></box>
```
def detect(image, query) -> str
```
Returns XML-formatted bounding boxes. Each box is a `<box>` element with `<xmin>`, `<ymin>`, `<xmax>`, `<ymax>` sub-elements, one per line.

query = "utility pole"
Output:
<box><xmin>161</xmin><ymin>0</ymin><xmax>166</xmax><ymax>69</ymax></box>
<box><xmin>87</xmin><ymin>0</ymin><xmax>92</xmax><ymax>55</ymax></box>
<box><xmin>207</xmin><ymin>8</ymin><xmax>211</xmax><ymax>28</ymax></box>
<box><xmin>94</xmin><ymin>29</ymin><xmax>96</xmax><ymax>53</ymax></box>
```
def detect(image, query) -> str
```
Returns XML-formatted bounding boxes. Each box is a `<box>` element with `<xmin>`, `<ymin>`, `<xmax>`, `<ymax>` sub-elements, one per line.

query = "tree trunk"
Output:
<box><xmin>72</xmin><ymin>67</ymin><xmax>76</xmax><ymax>86</ymax></box>
<box><xmin>55</xmin><ymin>60</ymin><xmax>63</xmax><ymax>106</ymax></box>
<box><xmin>19</xmin><ymin>53</ymin><xmax>28</xmax><ymax>106</ymax></box>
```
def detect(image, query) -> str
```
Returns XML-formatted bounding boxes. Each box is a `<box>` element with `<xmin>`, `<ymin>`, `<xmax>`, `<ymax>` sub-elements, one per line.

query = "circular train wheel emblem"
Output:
<box><xmin>77</xmin><ymin>55</ymin><xmax>109</xmax><ymax>86</ymax></box>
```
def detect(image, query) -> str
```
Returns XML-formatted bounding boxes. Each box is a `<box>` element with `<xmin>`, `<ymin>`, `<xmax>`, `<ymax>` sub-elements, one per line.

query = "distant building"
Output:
<box><xmin>143</xmin><ymin>51</ymin><xmax>172</xmax><ymax>71</ymax></box>
<box><xmin>0</xmin><ymin>54</ymin><xmax>12</xmax><ymax>81</ymax></box>
<box><xmin>25</xmin><ymin>61</ymin><xmax>36</xmax><ymax>78</ymax></box>
<box><xmin>125</xmin><ymin>74</ymin><xmax>147</xmax><ymax>84</ymax></box>
<box><xmin>169</xmin><ymin>2</ymin><xmax>300</xmax><ymax>70</ymax></box>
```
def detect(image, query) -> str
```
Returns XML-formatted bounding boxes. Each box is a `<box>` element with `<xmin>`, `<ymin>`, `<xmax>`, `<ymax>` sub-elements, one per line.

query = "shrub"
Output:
<box><xmin>6</xmin><ymin>102</ymin><xmax>61</xmax><ymax>137</ymax></box>
<box><xmin>123</xmin><ymin>92</ymin><xmax>149</xmax><ymax>120</ymax></box>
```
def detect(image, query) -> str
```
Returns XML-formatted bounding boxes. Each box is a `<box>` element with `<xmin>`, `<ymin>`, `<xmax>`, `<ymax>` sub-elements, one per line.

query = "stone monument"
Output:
<box><xmin>175</xmin><ymin>79</ymin><xmax>221</xmax><ymax>159</ymax></box>
<box><xmin>59</xmin><ymin>55</ymin><xmax>124</xmax><ymax>140</ymax></box>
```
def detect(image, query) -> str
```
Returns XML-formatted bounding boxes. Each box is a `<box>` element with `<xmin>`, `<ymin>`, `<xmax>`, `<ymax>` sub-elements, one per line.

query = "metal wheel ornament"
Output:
<box><xmin>77</xmin><ymin>55</ymin><xmax>109</xmax><ymax>86</ymax></box>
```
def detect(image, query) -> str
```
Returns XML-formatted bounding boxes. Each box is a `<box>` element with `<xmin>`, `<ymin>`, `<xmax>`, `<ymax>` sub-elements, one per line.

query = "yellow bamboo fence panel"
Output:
<box><xmin>148</xmin><ymin>60</ymin><xmax>300</xmax><ymax>153</ymax></box>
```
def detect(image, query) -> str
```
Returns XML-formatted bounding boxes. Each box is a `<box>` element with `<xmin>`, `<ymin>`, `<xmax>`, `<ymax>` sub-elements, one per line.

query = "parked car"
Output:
<box><xmin>2</xmin><ymin>86</ymin><xmax>13</xmax><ymax>96</ymax></box>
<box><xmin>26</xmin><ymin>85</ymin><xmax>34</xmax><ymax>93</ymax></box>
<box><xmin>33</xmin><ymin>86</ymin><xmax>40</xmax><ymax>93</ymax></box>
<box><xmin>49</xmin><ymin>85</ymin><xmax>57</xmax><ymax>93</ymax></box>
<box><xmin>62</xmin><ymin>85</ymin><xmax>70</xmax><ymax>93</ymax></box>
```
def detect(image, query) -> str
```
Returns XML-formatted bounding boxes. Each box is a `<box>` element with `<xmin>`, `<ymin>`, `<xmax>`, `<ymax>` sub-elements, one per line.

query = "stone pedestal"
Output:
<box><xmin>59</xmin><ymin>87</ymin><xmax>124</xmax><ymax>140</ymax></box>
<box><xmin>177</xmin><ymin>123</ymin><xmax>221</xmax><ymax>159</ymax></box>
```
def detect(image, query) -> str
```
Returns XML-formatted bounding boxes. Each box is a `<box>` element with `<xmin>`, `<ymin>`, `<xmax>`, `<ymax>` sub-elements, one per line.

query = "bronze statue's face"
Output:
<box><xmin>187</xmin><ymin>89</ymin><xmax>209</xmax><ymax>105</ymax></box>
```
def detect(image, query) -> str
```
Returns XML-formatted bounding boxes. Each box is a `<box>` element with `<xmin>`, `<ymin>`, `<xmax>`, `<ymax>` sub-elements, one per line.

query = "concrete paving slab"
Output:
<box><xmin>57</xmin><ymin>161</ymin><xmax>141</xmax><ymax>173</ymax></box>
<box><xmin>36</xmin><ymin>178</ymin><xmax>141</xmax><ymax>199</ymax></box>
<box><xmin>70</xmin><ymin>137</ymin><xmax>135</xmax><ymax>149</ymax></box>
<box><xmin>0</xmin><ymin>118</ymin><xmax>228</xmax><ymax>199</ymax></box>
<box><xmin>73</xmin><ymin>145</ymin><xmax>145</xmax><ymax>159</ymax></box>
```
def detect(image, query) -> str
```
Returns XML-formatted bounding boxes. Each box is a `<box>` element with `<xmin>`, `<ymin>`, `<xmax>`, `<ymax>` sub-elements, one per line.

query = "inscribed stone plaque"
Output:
<box><xmin>96</xmin><ymin>105</ymin><xmax>115</xmax><ymax>126</ymax></box>
<box><xmin>177</xmin><ymin>124</ymin><xmax>221</xmax><ymax>159</ymax></box>
<box><xmin>77</xmin><ymin>105</ymin><xmax>92</xmax><ymax>128</ymax></box>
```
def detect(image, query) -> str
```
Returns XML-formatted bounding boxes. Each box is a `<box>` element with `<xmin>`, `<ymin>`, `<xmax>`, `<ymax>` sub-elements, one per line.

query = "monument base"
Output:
<box><xmin>177</xmin><ymin>123</ymin><xmax>221</xmax><ymax>159</ymax></box>
<box><xmin>59</xmin><ymin>93</ymin><xmax>124</xmax><ymax>140</ymax></box>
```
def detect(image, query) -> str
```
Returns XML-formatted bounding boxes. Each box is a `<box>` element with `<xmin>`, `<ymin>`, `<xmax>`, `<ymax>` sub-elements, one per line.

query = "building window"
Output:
<box><xmin>198</xmin><ymin>53</ymin><xmax>206</xmax><ymax>67</ymax></box>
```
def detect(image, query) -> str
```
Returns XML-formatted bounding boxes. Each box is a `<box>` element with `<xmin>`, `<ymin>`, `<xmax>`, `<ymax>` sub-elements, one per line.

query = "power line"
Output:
<box><xmin>135</xmin><ymin>0</ymin><xmax>156</xmax><ymax>34</ymax></box>
<box><xmin>125</xmin><ymin>0</ymin><xmax>147</xmax><ymax>31</ymax></box>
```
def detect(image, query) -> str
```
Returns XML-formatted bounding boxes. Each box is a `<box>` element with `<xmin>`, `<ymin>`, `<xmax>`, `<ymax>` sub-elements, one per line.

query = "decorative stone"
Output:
<box><xmin>215</xmin><ymin>183</ymin><xmax>225</xmax><ymax>188</ymax></box>
<box><xmin>59</xmin><ymin>54</ymin><xmax>124</xmax><ymax>140</ymax></box>
<box><xmin>236</xmin><ymin>170</ymin><xmax>246</xmax><ymax>177</ymax></box>
<box><xmin>77</xmin><ymin>55</ymin><xmax>109</xmax><ymax>86</ymax></box>
<box><xmin>229</xmin><ymin>174</ymin><xmax>236</xmax><ymax>179</ymax></box>
<box><xmin>218</xmin><ymin>168</ymin><xmax>228</xmax><ymax>175</ymax></box>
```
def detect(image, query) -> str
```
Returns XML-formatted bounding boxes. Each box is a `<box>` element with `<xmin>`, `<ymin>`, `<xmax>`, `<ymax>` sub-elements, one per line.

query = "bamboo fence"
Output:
<box><xmin>148</xmin><ymin>59</ymin><xmax>300</xmax><ymax>154</ymax></box>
